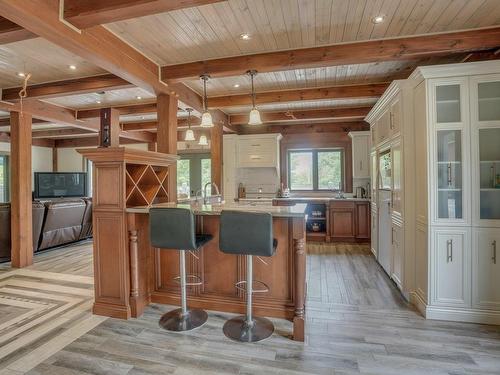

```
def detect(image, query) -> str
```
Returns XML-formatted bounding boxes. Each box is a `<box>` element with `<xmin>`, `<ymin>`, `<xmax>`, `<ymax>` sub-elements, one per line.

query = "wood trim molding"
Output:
<box><xmin>0</xmin><ymin>16</ymin><xmax>36</xmax><ymax>44</ymax></box>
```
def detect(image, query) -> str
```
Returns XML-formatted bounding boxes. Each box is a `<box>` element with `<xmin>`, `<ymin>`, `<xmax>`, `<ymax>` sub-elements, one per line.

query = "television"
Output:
<box><xmin>34</xmin><ymin>172</ymin><xmax>87</xmax><ymax>199</ymax></box>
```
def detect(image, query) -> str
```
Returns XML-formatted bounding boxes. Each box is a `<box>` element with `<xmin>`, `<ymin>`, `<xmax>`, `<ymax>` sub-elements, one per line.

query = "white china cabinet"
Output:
<box><xmin>367</xmin><ymin>61</ymin><xmax>500</xmax><ymax>325</ymax></box>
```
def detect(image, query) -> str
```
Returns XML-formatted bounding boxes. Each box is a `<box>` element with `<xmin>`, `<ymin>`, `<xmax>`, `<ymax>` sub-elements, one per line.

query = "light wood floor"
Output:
<box><xmin>1</xmin><ymin>242</ymin><xmax>500</xmax><ymax>374</ymax></box>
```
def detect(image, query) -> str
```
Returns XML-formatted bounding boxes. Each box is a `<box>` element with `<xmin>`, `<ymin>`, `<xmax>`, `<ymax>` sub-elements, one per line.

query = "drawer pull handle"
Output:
<box><xmin>447</xmin><ymin>163</ymin><xmax>452</xmax><ymax>186</ymax></box>
<box><xmin>251</xmin><ymin>144</ymin><xmax>260</xmax><ymax>147</ymax></box>
<box><xmin>446</xmin><ymin>239</ymin><xmax>453</xmax><ymax>263</ymax></box>
<box><xmin>493</xmin><ymin>240</ymin><xmax>497</xmax><ymax>265</ymax></box>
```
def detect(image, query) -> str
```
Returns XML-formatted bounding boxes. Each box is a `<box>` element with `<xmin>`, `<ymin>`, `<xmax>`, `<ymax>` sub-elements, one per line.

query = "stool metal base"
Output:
<box><xmin>159</xmin><ymin>308</ymin><xmax>208</xmax><ymax>332</ymax></box>
<box><xmin>222</xmin><ymin>315</ymin><xmax>274</xmax><ymax>342</ymax></box>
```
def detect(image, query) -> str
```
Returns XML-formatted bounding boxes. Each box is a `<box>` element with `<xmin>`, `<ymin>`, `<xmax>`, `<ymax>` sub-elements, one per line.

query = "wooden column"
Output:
<box><xmin>99</xmin><ymin>108</ymin><xmax>120</xmax><ymax>147</ymax></box>
<box><xmin>292</xmin><ymin>216</ymin><xmax>306</xmax><ymax>341</ymax></box>
<box><xmin>210</xmin><ymin>121</ymin><xmax>223</xmax><ymax>195</ymax></box>
<box><xmin>157</xmin><ymin>94</ymin><xmax>178</xmax><ymax>201</ymax></box>
<box><xmin>10</xmin><ymin>111</ymin><xmax>33</xmax><ymax>268</ymax></box>
<box><xmin>52</xmin><ymin>146</ymin><xmax>57</xmax><ymax>171</ymax></box>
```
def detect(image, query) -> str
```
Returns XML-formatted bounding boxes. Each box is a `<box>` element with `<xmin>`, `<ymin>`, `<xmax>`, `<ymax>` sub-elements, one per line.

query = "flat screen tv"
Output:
<box><xmin>34</xmin><ymin>172</ymin><xmax>87</xmax><ymax>199</ymax></box>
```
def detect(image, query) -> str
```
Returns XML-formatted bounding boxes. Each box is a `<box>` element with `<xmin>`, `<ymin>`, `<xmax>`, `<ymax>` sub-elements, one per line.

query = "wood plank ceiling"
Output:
<box><xmin>0</xmin><ymin>0</ymin><xmax>499</xmax><ymax>137</ymax></box>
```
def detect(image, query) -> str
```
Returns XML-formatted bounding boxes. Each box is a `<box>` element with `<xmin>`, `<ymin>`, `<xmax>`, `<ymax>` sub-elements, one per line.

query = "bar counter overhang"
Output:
<box><xmin>78</xmin><ymin>146</ymin><xmax>307</xmax><ymax>341</ymax></box>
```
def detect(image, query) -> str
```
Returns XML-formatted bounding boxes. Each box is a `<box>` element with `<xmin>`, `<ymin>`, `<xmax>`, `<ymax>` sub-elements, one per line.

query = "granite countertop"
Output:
<box><xmin>272</xmin><ymin>197</ymin><xmax>371</xmax><ymax>202</ymax></box>
<box><xmin>127</xmin><ymin>202</ymin><xmax>308</xmax><ymax>218</ymax></box>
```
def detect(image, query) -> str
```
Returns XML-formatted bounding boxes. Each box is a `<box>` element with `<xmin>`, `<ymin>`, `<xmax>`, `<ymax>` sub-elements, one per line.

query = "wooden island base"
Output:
<box><xmin>94</xmin><ymin>207</ymin><xmax>307</xmax><ymax>341</ymax></box>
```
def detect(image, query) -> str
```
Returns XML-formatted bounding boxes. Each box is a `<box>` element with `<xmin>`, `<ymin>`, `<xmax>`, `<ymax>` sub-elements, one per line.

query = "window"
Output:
<box><xmin>177</xmin><ymin>159</ymin><xmax>191</xmax><ymax>198</ymax></box>
<box><xmin>201</xmin><ymin>158</ymin><xmax>211</xmax><ymax>190</ymax></box>
<box><xmin>0</xmin><ymin>155</ymin><xmax>9</xmax><ymax>203</ymax></box>
<box><xmin>288</xmin><ymin>149</ymin><xmax>344</xmax><ymax>191</ymax></box>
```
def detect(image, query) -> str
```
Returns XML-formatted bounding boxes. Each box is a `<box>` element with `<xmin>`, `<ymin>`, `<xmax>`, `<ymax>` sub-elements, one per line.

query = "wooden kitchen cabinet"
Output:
<box><xmin>355</xmin><ymin>202</ymin><xmax>370</xmax><ymax>239</ymax></box>
<box><xmin>329</xmin><ymin>201</ymin><xmax>356</xmax><ymax>241</ymax></box>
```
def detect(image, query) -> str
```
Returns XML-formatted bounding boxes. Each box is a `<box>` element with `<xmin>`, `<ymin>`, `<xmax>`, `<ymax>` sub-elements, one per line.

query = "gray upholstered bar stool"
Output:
<box><xmin>150</xmin><ymin>207</ymin><xmax>213</xmax><ymax>332</ymax></box>
<box><xmin>219</xmin><ymin>210</ymin><xmax>277</xmax><ymax>342</ymax></box>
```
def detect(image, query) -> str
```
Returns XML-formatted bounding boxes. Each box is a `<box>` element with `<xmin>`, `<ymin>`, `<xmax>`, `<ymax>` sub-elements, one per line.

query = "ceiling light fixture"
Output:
<box><xmin>136</xmin><ymin>95</ymin><xmax>142</xmax><ymax>100</ymax></box>
<box><xmin>96</xmin><ymin>100</ymin><xmax>101</xmax><ymax>104</ymax></box>
<box><xmin>247</xmin><ymin>70</ymin><xmax>262</xmax><ymax>125</ymax></box>
<box><xmin>372</xmin><ymin>15</ymin><xmax>384</xmax><ymax>24</ymax></box>
<box><xmin>69</xmin><ymin>65</ymin><xmax>77</xmax><ymax>70</ymax></box>
<box><xmin>184</xmin><ymin>108</ymin><xmax>195</xmax><ymax>141</ymax></box>
<box><xmin>240</xmin><ymin>33</ymin><xmax>251</xmax><ymax>40</ymax></box>
<box><xmin>200</xmin><ymin>74</ymin><xmax>214</xmax><ymax>128</ymax></box>
<box><xmin>17</xmin><ymin>72</ymin><xmax>26</xmax><ymax>78</ymax></box>
<box><xmin>233</xmin><ymin>83</ymin><xmax>240</xmax><ymax>88</ymax></box>
<box><xmin>198</xmin><ymin>134</ymin><xmax>209</xmax><ymax>146</ymax></box>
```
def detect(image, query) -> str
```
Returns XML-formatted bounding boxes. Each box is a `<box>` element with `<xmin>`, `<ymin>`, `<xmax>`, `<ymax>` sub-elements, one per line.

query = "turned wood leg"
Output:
<box><xmin>293</xmin><ymin>236</ymin><xmax>306</xmax><ymax>342</ymax></box>
<box><xmin>129</xmin><ymin>230</ymin><xmax>139</xmax><ymax>298</ymax></box>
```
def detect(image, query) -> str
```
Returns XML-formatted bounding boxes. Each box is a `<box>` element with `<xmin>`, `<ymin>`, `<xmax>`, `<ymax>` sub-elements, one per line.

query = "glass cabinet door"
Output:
<box><xmin>478</xmin><ymin>128</ymin><xmax>500</xmax><ymax>220</ymax></box>
<box><xmin>436</xmin><ymin>130</ymin><xmax>463</xmax><ymax>219</ymax></box>
<box><xmin>478</xmin><ymin>81</ymin><xmax>500</xmax><ymax>122</ymax></box>
<box><xmin>436</xmin><ymin>84</ymin><xmax>461</xmax><ymax>124</ymax></box>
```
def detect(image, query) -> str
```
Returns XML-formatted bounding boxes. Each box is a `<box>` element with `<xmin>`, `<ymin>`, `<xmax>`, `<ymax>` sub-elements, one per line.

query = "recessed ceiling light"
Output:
<box><xmin>140</xmin><ymin>116</ymin><xmax>145</xmax><ymax>120</ymax></box>
<box><xmin>372</xmin><ymin>15</ymin><xmax>384</xmax><ymax>24</ymax></box>
<box><xmin>69</xmin><ymin>65</ymin><xmax>77</xmax><ymax>70</ymax></box>
<box><xmin>136</xmin><ymin>96</ymin><xmax>142</xmax><ymax>100</ymax></box>
<box><xmin>96</xmin><ymin>100</ymin><xmax>101</xmax><ymax>104</ymax></box>
<box><xmin>233</xmin><ymin>83</ymin><xmax>240</xmax><ymax>88</ymax></box>
<box><xmin>17</xmin><ymin>72</ymin><xmax>25</xmax><ymax>77</ymax></box>
<box><xmin>240</xmin><ymin>33</ymin><xmax>251</xmax><ymax>40</ymax></box>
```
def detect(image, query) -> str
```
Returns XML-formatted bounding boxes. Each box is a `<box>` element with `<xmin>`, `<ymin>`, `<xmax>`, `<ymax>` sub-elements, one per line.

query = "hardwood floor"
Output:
<box><xmin>1</xmin><ymin>241</ymin><xmax>500</xmax><ymax>374</ymax></box>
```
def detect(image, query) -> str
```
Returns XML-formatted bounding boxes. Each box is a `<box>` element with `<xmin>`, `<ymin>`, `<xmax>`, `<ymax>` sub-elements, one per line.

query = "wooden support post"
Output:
<box><xmin>157</xmin><ymin>94</ymin><xmax>178</xmax><ymax>201</ymax></box>
<box><xmin>99</xmin><ymin>108</ymin><xmax>120</xmax><ymax>147</ymax></box>
<box><xmin>52</xmin><ymin>146</ymin><xmax>57</xmax><ymax>171</ymax></box>
<box><xmin>10</xmin><ymin>111</ymin><xmax>33</xmax><ymax>268</ymax></box>
<box><xmin>210</xmin><ymin>121</ymin><xmax>223</xmax><ymax>195</ymax></box>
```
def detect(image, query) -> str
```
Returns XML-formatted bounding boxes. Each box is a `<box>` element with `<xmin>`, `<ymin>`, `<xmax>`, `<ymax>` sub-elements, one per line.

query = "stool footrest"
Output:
<box><xmin>173</xmin><ymin>274</ymin><xmax>203</xmax><ymax>286</ymax></box>
<box><xmin>235</xmin><ymin>280</ymin><xmax>269</xmax><ymax>293</ymax></box>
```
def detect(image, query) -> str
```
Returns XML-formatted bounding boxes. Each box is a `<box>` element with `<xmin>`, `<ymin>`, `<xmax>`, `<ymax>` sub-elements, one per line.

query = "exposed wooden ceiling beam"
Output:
<box><xmin>2</xmin><ymin>74</ymin><xmax>133</xmax><ymax>101</ymax></box>
<box><xmin>54</xmin><ymin>136</ymin><xmax>148</xmax><ymax>148</ymax></box>
<box><xmin>162</xmin><ymin>27</ymin><xmax>500</xmax><ymax>81</ymax></box>
<box><xmin>32</xmin><ymin>128</ymin><xmax>95</xmax><ymax>138</ymax></box>
<box><xmin>63</xmin><ymin>0</ymin><xmax>226</xmax><ymax>29</ymax></box>
<box><xmin>0</xmin><ymin>16</ymin><xmax>36</xmax><ymax>44</ymax></box>
<box><xmin>0</xmin><ymin>99</ymin><xmax>99</xmax><ymax>131</ymax></box>
<box><xmin>77</xmin><ymin>102</ymin><xmax>158</xmax><ymax>119</ymax></box>
<box><xmin>0</xmin><ymin>0</ymin><xmax>206</xmax><ymax>114</ymax></box>
<box><xmin>238</xmin><ymin>121</ymin><xmax>369</xmax><ymax>135</ymax></box>
<box><xmin>0</xmin><ymin>131</ymin><xmax>55</xmax><ymax>147</ymax></box>
<box><xmin>461</xmin><ymin>48</ymin><xmax>500</xmax><ymax>63</ymax></box>
<box><xmin>229</xmin><ymin>106</ymin><xmax>371</xmax><ymax>125</ymax></box>
<box><xmin>208</xmin><ymin>83</ymin><xmax>388</xmax><ymax>108</ymax></box>
<box><xmin>0</xmin><ymin>117</ymin><xmax>48</xmax><ymax>127</ymax></box>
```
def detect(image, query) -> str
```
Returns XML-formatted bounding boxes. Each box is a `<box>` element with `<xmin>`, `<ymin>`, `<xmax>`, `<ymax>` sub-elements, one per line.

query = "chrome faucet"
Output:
<box><xmin>203</xmin><ymin>182</ymin><xmax>221</xmax><ymax>204</ymax></box>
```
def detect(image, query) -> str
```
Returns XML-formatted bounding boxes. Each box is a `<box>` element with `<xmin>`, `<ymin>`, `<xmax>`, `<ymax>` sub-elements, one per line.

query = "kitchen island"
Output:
<box><xmin>123</xmin><ymin>202</ymin><xmax>307</xmax><ymax>341</ymax></box>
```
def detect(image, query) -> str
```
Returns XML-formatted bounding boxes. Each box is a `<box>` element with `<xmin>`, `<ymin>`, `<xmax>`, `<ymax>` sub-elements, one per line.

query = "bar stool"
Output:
<box><xmin>219</xmin><ymin>210</ymin><xmax>277</xmax><ymax>342</ymax></box>
<box><xmin>150</xmin><ymin>207</ymin><xmax>213</xmax><ymax>332</ymax></box>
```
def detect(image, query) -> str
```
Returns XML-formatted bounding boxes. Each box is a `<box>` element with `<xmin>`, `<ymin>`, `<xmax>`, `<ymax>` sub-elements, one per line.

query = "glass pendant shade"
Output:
<box><xmin>198</xmin><ymin>135</ymin><xmax>209</xmax><ymax>146</ymax></box>
<box><xmin>248</xmin><ymin>108</ymin><xmax>263</xmax><ymax>125</ymax></box>
<box><xmin>200</xmin><ymin>111</ymin><xmax>214</xmax><ymax>128</ymax></box>
<box><xmin>184</xmin><ymin>129</ymin><xmax>195</xmax><ymax>141</ymax></box>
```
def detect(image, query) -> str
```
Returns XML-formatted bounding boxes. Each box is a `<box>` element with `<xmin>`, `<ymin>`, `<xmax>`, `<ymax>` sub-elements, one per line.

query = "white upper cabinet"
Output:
<box><xmin>376</xmin><ymin>109</ymin><xmax>392</xmax><ymax>146</ymax></box>
<box><xmin>390</xmin><ymin>97</ymin><xmax>402</xmax><ymax>136</ymax></box>
<box><xmin>470</xmin><ymin>74</ymin><xmax>500</xmax><ymax>227</ymax></box>
<box><xmin>349</xmin><ymin>131</ymin><xmax>370</xmax><ymax>179</ymax></box>
<box><xmin>237</xmin><ymin>134</ymin><xmax>282</xmax><ymax>169</ymax></box>
<box><xmin>429</xmin><ymin>79</ymin><xmax>470</xmax><ymax>226</ymax></box>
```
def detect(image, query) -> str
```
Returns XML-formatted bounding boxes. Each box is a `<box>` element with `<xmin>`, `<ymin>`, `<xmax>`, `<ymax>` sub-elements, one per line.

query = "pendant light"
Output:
<box><xmin>200</xmin><ymin>74</ymin><xmax>214</xmax><ymax>128</ymax></box>
<box><xmin>184</xmin><ymin>108</ymin><xmax>195</xmax><ymax>141</ymax></box>
<box><xmin>198</xmin><ymin>134</ymin><xmax>209</xmax><ymax>146</ymax></box>
<box><xmin>247</xmin><ymin>70</ymin><xmax>262</xmax><ymax>125</ymax></box>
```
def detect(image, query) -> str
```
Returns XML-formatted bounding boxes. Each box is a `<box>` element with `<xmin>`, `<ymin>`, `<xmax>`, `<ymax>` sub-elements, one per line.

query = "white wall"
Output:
<box><xmin>0</xmin><ymin>143</ymin><xmax>53</xmax><ymax>185</ymax></box>
<box><xmin>57</xmin><ymin>144</ymin><xmax>149</xmax><ymax>172</ymax></box>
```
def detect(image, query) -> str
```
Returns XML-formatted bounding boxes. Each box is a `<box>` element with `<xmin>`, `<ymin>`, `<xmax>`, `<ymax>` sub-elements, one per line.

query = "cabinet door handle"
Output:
<box><xmin>446</xmin><ymin>239</ymin><xmax>453</xmax><ymax>263</ymax></box>
<box><xmin>447</xmin><ymin>163</ymin><xmax>452</xmax><ymax>186</ymax></box>
<box><xmin>493</xmin><ymin>240</ymin><xmax>497</xmax><ymax>265</ymax></box>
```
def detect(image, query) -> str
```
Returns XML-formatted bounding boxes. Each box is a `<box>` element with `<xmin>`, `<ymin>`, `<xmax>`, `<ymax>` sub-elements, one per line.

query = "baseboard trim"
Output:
<box><xmin>426</xmin><ymin>306</ymin><xmax>500</xmax><ymax>325</ymax></box>
<box><xmin>409</xmin><ymin>292</ymin><xmax>500</xmax><ymax>325</ymax></box>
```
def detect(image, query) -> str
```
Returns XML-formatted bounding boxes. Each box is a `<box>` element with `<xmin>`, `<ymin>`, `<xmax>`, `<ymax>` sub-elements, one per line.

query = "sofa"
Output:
<box><xmin>0</xmin><ymin>198</ymin><xmax>93</xmax><ymax>262</ymax></box>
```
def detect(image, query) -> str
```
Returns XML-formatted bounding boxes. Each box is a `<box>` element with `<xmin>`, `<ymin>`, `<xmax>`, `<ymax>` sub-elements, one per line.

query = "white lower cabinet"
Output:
<box><xmin>391</xmin><ymin>221</ymin><xmax>403</xmax><ymax>290</ymax></box>
<box><xmin>431</xmin><ymin>228</ymin><xmax>471</xmax><ymax>308</ymax></box>
<box><xmin>473</xmin><ymin>228</ymin><xmax>500</xmax><ymax>310</ymax></box>
<box><xmin>371</xmin><ymin>207</ymin><xmax>378</xmax><ymax>257</ymax></box>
